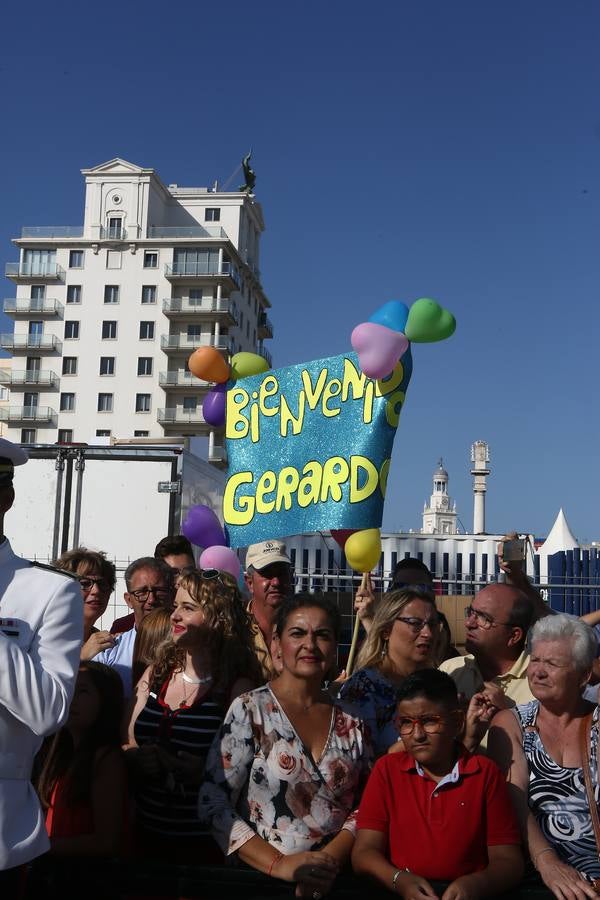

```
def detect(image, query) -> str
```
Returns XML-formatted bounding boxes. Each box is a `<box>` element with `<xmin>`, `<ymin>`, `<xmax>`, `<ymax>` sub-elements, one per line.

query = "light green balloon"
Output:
<box><xmin>405</xmin><ymin>298</ymin><xmax>456</xmax><ymax>343</ymax></box>
<box><xmin>230</xmin><ymin>351</ymin><xmax>270</xmax><ymax>380</ymax></box>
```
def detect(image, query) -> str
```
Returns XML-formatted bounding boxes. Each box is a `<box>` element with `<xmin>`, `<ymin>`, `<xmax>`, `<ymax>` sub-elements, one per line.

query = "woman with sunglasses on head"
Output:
<box><xmin>337</xmin><ymin>588</ymin><xmax>439</xmax><ymax>757</ymax></box>
<box><xmin>199</xmin><ymin>594</ymin><xmax>372</xmax><ymax>899</ymax></box>
<box><xmin>54</xmin><ymin>547</ymin><xmax>116</xmax><ymax>661</ymax></box>
<box><xmin>123</xmin><ymin>568</ymin><xmax>261</xmax><ymax>864</ymax></box>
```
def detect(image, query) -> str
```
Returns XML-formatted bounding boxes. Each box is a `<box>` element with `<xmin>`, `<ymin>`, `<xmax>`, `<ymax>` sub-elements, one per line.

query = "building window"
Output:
<box><xmin>69</xmin><ymin>250</ymin><xmax>84</xmax><ymax>269</ymax></box>
<box><xmin>66</xmin><ymin>285</ymin><xmax>82</xmax><ymax>304</ymax></box>
<box><xmin>205</xmin><ymin>208</ymin><xmax>220</xmax><ymax>222</ymax></box>
<box><xmin>64</xmin><ymin>321</ymin><xmax>80</xmax><ymax>339</ymax></box>
<box><xmin>107</xmin><ymin>217</ymin><xmax>123</xmax><ymax>239</ymax></box>
<box><xmin>21</xmin><ymin>428</ymin><xmax>36</xmax><ymax>443</ymax></box>
<box><xmin>106</xmin><ymin>250</ymin><xmax>122</xmax><ymax>269</ymax></box>
<box><xmin>143</xmin><ymin>251</ymin><xmax>158</xmax><ymax>269</ymax></box>
<box><xmin>100</xmin><ymin>357</ymin><xmax>115</xmax><ymax>376</ymax></box>
<box><xmin>134</xmin><ymin>430</ymin><xmax>149</xmax><ymax>437</ymax></box>
<box><xmin>189</xmin><ymin>289</ymin><xmax>203</xmax><ymax>306</ymax></box>
<box><xmin>183</xmin><ymin>396</ymin><xmax>198</xmax><ymax>412</ymax></box>
<box><xmin>102</xmin><ymin>321</ymin><xmax>117</xmax><ymax>340</ymax></box>
<box><xmin>104</xmin><ymin>285</ymin><xmax>120</xmax><ymax>304</ymax></box>
<box><xmin>97</xmin><ymin>393</ymin><xmax>113</xmax><ymax>412</ymax></box>
<box><xmin>62</xmin><ymin>357</ymin><xmax>78</xmax><ymax>376</ymax></box>
<box><xmin>60</xmin><ymin>392</ymin><xmax>75</xmax><ymax>412</ymax></box>
<box><xmin>96</xmin><ymin>429</ymin><xmax>111</xmax><ymax>437</ymax></box>
<box><xmin>141</xmin><ymin>285</ymin><xmax>156</xmax><ymax>304</ymax></box>
<box><xmin>135</xmin><ymin>393</ymin><xmax>151</xmax><ymax>413</ymax></box>
<box><xmin>139</xmin><ymin>321</ymin><xmax>155</xmax><ymax>340</ymax></box>
<box><xmin>57</xmin><ymin>429</ymin><xmax>74</xmax><ymax>443</ymax></box>
<box><xmin>137</xmin><ymin>357</ymin><xmax>153</xmax><ymax>376</ymax></box>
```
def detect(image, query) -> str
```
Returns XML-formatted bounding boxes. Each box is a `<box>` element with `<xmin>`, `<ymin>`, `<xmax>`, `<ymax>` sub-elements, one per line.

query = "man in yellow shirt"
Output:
<box><xmin>440</xmin><ymin>583</ymin><xmax>535</xmax><ymax>716</ymax></box>
<box><xmin>244</xmin><ymin>540</ymin><xmax>294</xmax><ymax>680</ymax></box>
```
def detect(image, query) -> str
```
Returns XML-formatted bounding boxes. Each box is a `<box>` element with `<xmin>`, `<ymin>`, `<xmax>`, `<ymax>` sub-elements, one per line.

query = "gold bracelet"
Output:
<box><xmin>392</xmin><ymin>868</ymin><xmax>410</xmax><ymax>890</ymax></box>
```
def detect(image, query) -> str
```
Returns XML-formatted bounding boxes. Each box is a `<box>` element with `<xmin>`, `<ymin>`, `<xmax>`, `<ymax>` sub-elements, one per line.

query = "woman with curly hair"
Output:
<box><xmin>123</xmin><ymin>569</ymin><xmax>261</xmax><ymax>861</ymax></box>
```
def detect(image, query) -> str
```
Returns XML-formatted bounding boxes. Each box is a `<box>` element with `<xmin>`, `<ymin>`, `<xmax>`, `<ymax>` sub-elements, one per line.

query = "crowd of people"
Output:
<box><xmin>2</xmin><ymin>440</ymin><xmax>600</xmax><ymax>900</ymax></box>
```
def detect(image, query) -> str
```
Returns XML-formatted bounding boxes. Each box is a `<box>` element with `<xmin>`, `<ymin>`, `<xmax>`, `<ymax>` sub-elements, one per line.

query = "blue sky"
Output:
<box><xmin>1</xmin><ymin>1</ymin><xmax>599</xmax><ymax>541</ymax></box>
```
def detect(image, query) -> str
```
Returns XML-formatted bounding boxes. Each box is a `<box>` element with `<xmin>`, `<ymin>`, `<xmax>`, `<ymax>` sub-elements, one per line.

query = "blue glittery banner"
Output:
<box><xmin>223</xmin><ymin>350</ymin><xmax>412</xmax><ymax>547</ymax></box>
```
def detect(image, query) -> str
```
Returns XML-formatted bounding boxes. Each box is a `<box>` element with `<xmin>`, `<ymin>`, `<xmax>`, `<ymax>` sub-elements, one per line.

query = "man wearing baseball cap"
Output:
<box><xmin>244</xmin><ymin>540</ymin><xmax>294</xmax><ymax>680</ymax></box>
<box><xmin>0</xmin><ymin>439</ymin><xmax>82</xmax><ymax>886</ymax></box>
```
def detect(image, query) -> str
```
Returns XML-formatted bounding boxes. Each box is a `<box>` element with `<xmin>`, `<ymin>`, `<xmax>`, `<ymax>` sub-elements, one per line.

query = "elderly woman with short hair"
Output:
<box><xmin>488</xmin><ymin>614</ymin><xmax>600</xmax><ymax>900</ymax></box>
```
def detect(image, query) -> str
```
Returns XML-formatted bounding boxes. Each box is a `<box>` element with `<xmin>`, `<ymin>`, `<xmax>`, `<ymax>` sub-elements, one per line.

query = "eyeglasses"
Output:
<box><xmin>396</xmin><ymin>615</ymin><xmax>439</xmax><ymax>633</ymax></box>
<box><xmin>199</xmin><ymin>568</ymin><xmax>226</xmax><ymax>586</ymax></box>
<box><xmin>397</xmin><ymin>714</ymin><xmax>452</xmax><ymax>736</ymax></box>
<box><xmin>79</xmin><ymin>576</ymin><xmax>111</xmax><ymax>593</ymax></box>
<box><xmin>464</xmin><ymin>605</ymin><xmax>512</xmax><ymax>629</ymax></box>
<box><xmin>128</xmin><ymin>586</ymin><xmax>172</xmax><ymax>602</ymax></box>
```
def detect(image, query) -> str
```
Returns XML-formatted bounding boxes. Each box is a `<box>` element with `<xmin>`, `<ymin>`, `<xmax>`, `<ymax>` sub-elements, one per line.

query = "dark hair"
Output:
<box><xmin>396</xmin><ymin>668</ymin><xmax>459</xmax><ymax>710</ymax></box>
<box><xmin>54</xmin><ymin>547</ymin><xmax>116</xmax><ymax>591</ymax></box>
<box><xmin>36</xmin><ymin>662</ymin><xmax>124</xmax><ymax>810</ymax></box>
<box><xmin>275</xmin><ymin>593</ymin><xmax>341</xmax><ymax>641</ymax></box>
<box><xmin>506</xmin><ymin>591</ymin><xmax>534</xmax><ymax>638</ymax></box>
<box><xmin>124</xmin><ymin>556</ymin><xmax>174</xmax><ymax>592</ymax></box>
<box><xmin>154</xmin><ymin>535</ymin><xmax>194</xmax><ymax>561</ymax></box>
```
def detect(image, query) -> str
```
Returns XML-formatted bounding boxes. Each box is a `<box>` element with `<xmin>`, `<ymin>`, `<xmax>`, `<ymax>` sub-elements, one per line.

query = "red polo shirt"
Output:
<box><xmin>356</xmin><ymin>748</ymin><xmax>520</xmax><ymax>881</ymax></box>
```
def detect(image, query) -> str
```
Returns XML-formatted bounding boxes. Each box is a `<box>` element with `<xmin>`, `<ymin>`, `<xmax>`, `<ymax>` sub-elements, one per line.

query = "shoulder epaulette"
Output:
<box><xmin>28</xmin><ymin>561</ymin><xmax>80</xmax><ymax>580</ymax></box>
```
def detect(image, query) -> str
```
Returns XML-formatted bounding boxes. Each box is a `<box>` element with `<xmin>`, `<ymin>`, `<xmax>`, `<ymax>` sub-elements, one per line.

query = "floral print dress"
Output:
<box><xmin>198</xmin><ymin>684</ymin><xmax>372</xmax><ymax>856</ymax></box>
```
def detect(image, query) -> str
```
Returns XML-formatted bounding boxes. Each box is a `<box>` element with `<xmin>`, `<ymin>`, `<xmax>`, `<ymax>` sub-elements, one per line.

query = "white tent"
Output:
<box><xmin>538</xmin><ymin>508</ymin><xmax>579</xmax><ymax>558</ymax></box>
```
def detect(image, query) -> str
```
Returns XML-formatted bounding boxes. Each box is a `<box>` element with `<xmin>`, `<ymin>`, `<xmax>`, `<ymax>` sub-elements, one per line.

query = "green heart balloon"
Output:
<box><xmin>405</xmin><ymin>298</ymin><xmax>456</xmax><ymax>343</ymax></box>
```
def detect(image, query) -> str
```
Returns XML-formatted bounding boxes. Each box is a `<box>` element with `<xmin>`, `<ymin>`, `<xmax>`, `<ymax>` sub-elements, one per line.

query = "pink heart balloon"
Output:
<box><xmin>199</xmin><ymin>545</ymin><xmax>241</xmax><ymax>580</ymax></box>
<box><xmin>351</xmin><ymin>322</ymin><xmax>409</xmax><ymax>379</ymax></box>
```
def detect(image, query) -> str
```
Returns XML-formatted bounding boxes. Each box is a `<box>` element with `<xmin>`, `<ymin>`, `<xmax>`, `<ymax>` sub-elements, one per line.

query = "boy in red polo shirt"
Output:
<box><xmin>352</xmin><ymin>669</ymin><xmax>522</xmax><ymax>899</ymax></box>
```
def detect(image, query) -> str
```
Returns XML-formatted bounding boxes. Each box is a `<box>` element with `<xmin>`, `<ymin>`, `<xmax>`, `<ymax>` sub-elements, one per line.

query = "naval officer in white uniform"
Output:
<box><xmin>0</xmin><ymin>440</ymin><xmax>82</xmax><ymax>885</ymax></box>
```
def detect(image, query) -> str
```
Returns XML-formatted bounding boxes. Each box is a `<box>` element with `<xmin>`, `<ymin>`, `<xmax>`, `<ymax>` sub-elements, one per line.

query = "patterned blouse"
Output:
<box><xmin>198</xmin><ymin>684</ymin><xmax>372</xmax><ymax>856</ymax></box>
<box><xmin>516</xmin><ymin>700</ymin><xmax>600</xmax><ymax>879</ymax></box>
<box><xmin>336</xmin><ymin>666</ymin><xmax>401</xmax><ymax>757</ymax></box>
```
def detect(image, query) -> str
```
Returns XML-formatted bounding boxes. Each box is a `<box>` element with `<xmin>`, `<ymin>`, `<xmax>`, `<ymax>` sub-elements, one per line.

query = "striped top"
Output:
<box><xmin>133</xmin><ymin>674</ymin><xmax>225</xmax><ymax>837</ymax></box>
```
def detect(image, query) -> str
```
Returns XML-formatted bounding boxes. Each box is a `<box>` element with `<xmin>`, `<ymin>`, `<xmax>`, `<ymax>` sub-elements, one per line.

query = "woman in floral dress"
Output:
<box><xmin>199</xmin><ymin>594</ymin><xmax>372</xmax><ymax>899</ymax></box>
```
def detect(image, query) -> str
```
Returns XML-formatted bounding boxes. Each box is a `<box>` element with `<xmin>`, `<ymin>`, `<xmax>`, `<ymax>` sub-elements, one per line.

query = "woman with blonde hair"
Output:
<box><xmin>124</xmin><ymin>568</ymin><xmax>262</xmax><ymax>862</ymax></box>
<box><xmin>338</xmin><ymin>588</ymin><xmax>438</xmax><ymax>756</ymax></box>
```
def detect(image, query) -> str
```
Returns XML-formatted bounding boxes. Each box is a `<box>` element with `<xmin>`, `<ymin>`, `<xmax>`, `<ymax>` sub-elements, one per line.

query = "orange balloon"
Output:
<box><xmin>188</xmin><ymin>347</ymin><xmax>230</xmax><ymax>384</ymax></box>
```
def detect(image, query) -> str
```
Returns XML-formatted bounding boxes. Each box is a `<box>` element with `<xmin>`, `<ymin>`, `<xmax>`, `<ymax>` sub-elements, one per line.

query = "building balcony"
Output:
<box><xmin>164</xmin><ymin>261</ymin><xmax>240</xmax><ymax>289</ymax></box>
<box><xmin>0</xmin><ymin>334</ymin><xmax>62</xmax><ymax>353</ymax></box>
<box><xmin>157</xmin><ymin>407</ymin><xmax>214</xmax><ymax>436</ymax></box>
<box><xmin>5</xmin><ymin>262</ymin><xmax>65</xmax><ymax>281</ymax></box>
<box><xmin>148</xmin><ymin>226</ymin><xmax>228</xmax><ymax>239</ymax></box>
<box><xmin>160</xmin><ymin>335</ymin><xmax>232</xmax><ymax>355</ymax></box>
<box><xmin>159</xmin><ymin>372</ymin><xmax>212</xmax><ymax>391</ymax></box>
<box><xmin>99</xmin><ymin>226</ymin><xmax>128</xmax><ymax>240</ymax></box>
<box><xmin>258</xmin><ymin>312</ymin><xmax>273</xmax><ymax>339</ymax></box>
<box><xmin>259</xmin><ymin>346</ymin><xmax>273</xmax><ymax>368</ymax></box>
<box><xmin>20</xmin><ymin>227</ymin><xmax>84</xmax><ymax>239</ymax></box>
<box><xmin>0</xmin><ymin>370</ymin><xmax>59</xmax><ymax>390</ymax></box>
<box><xmin>162</xmin><ymin>297</ymin><xmax>237</xmax><ymax>325</ymax></box>
<box><xmin>0</xmin><ymin>405</ymin><xmax>57</xmax><ymax>425</ymax></box>
<box><xmin>3</xmin><ymin>298</ymin><xmax>63</xmax><ymax>317</ymax></box>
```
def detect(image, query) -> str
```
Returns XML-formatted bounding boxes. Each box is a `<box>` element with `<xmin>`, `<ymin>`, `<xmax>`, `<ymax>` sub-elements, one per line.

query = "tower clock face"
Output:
<box><xmin>441</xmin><ymin>497</ymin><xmax>448</xmax><ymax>509</ymax></box>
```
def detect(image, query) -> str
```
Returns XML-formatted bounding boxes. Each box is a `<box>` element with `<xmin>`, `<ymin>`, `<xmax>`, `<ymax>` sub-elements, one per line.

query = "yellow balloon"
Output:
<box><xmin>345</xmin><ymin>528</ymin><xmax>382</xmax><ymax>573</ymax></box>
<box><xmin>230</xmin><ymin>352</ymin><xmax>270</xmax><ymax>380</ymax></box>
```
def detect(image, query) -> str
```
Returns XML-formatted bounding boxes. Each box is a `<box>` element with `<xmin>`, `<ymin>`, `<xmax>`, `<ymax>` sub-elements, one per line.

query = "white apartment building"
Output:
<box><xmin>1</xmin><ymin>158</ymin><xmax>273</xmax><ymax>461</ymax></box>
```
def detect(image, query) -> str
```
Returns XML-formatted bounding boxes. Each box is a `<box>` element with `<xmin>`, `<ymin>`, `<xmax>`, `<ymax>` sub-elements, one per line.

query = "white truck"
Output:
<box><xmin>8</xmin><ymin>441</ymin><xmax>226</xmax><ymax>623</ymax></box>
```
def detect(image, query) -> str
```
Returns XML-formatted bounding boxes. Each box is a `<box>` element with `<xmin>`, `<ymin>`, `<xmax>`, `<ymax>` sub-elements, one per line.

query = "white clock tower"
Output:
<box><xmin>422</xmin><ymin>459</ymin><xmax>458</xmax><ymax>534</ymax></box>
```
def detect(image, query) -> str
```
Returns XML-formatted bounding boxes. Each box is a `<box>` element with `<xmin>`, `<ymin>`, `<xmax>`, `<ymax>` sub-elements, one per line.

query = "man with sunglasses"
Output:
<box><xmin>440</xmin><ymin>584</ymin><xmax>535</xmax><ymax>733</ymax></box>
<box><xmin>0</xmin><ymin>439</ymin><xmax>82</xmax><ymax>885</ymax></box>
<box><xmin>93</xmin><ymin>556</ymin><xmax>174</xmax><ymax>697</ymax></box>
<box><xmin>244</xmin><ymin>540</ymin><xmax>294</xmax><ymax>680</ymax></box>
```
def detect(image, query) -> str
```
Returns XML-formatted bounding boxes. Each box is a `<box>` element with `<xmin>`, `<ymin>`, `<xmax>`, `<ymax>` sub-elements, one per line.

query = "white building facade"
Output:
<box><xmin>1</xmin><ymin>158</ymin><xmax>272</xmax><ymax>460</ymax></box>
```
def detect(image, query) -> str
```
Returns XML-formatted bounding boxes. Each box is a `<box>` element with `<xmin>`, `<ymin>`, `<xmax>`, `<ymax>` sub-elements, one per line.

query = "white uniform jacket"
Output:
<box><xmin>0</xmin><ymin>539</ymin><xmax>82</xmax><ymax>870</ymax></box>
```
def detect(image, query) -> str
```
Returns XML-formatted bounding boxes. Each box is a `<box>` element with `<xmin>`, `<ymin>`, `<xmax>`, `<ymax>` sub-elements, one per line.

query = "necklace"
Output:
<box><xmin>182</xmin><ymin>672</ymin><xmax>213</xmax><ymax>685</ymax></box>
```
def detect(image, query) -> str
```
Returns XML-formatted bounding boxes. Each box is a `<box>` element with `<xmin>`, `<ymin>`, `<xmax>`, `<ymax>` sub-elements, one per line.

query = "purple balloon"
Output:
<box><xmin>200</xmin><ymin>545</ymin><xmax>241</xmax><ymax>579</ymax></box>
<box><xmin>203</xmin><ymin>384</ymin><xmax>227</xmax><ymax>427</ymax></box>
<box><xmin>181</xmin><ymin>504</ymin><xmax>226</xmax><ymax>548</ymax></box>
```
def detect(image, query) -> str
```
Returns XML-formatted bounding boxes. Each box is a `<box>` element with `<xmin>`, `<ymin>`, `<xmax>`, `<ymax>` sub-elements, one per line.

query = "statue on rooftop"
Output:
<box><xmin>239</xmin><ymin>151</ymin><xmax>256</xmax><ymax>193</ymax></box>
